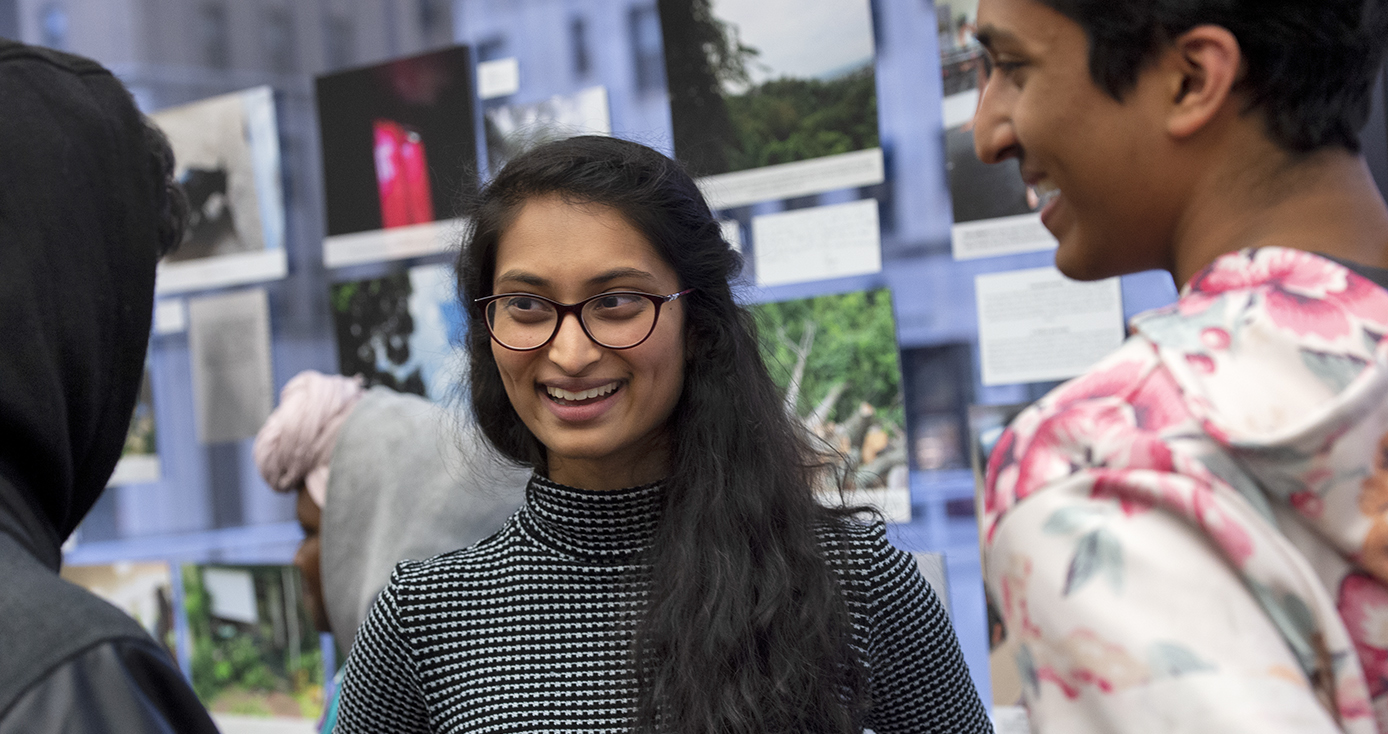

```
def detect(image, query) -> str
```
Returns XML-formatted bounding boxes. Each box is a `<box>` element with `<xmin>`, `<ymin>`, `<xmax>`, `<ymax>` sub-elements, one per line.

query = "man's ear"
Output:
<box><xmin>1162</xmin><ymin>24</ymin><xmax>1242</xmax><ymax>140</ymax></box>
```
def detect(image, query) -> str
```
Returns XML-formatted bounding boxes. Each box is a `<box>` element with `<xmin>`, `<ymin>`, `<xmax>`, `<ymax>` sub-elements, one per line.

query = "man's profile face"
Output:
<box><xmin>973</xmin><ymin>0</ymin><xmax>1178</xmax><ymax>280</ymax></box>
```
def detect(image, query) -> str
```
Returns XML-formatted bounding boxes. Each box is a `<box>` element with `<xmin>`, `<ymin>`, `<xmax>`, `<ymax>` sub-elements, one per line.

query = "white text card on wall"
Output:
<box><xmin>752</xmin><ymin>198</ymin><xmax>881</xmax><ymax>287</ymax></box>
<box><xmin>153</xmin><ymin>298</ymin><xmax>187</xmax><ymax>335</ymax></box>
<box><xmin>477</xmin><ymin>57</ymin><xmax>520</xmax><ymax>99</ymax></box>
<box><xmin>951</xmin><ymin>213</ymin><xmax>1057</xmax><ymax>261</ymax></box>
<box><xmin>187</xmin><ymin>288</ymin><xmax>275</xmax><ymax>443</ymax></box>
<box><xmin>975</xmin><ymin>267</ymin><xmax>1124</xmax><ymax>386</ymax></box>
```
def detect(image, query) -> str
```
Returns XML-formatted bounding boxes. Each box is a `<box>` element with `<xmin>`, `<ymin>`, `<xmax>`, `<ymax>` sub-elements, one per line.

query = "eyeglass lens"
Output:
<box><xmin>485</xmin><ymin>293</ymin><xmax>657</xmax><ymax>349</ymax></box>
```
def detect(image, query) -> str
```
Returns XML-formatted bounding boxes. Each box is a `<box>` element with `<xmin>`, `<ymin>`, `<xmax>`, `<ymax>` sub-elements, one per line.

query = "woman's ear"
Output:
<box><xmin>1162</xmin><ymin>24</ymin><xmax>1243</xmax><ymax>140</ymax></box>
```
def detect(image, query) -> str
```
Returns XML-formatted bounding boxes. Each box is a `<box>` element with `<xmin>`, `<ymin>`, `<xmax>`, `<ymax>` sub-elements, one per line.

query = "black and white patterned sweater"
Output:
<box><xmin>333</xmin><ymin>475</ymin><xmax>992</xmax><ymax>733</ymax></box>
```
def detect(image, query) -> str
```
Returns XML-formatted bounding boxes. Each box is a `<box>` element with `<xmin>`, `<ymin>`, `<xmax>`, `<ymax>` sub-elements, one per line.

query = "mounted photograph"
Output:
<box><xmin>330</xmin><ymin>263</ymin><xmax>466</xmax><ymax>402</ymax></box>
<box><xmin>316</xmin><ymin>45</ymin><xmax>478</xmax><ymax>268</ymax></box>
<box><xmin>150</xmin><ymin>86</ymin><xmax>288</xmax><ymax>293</ymax></box>
<box><xmin>752</xmin><ymin>288</ymin><xmax>909</xmax><ymax>521</ymax></box>
<box><xmin>661</xmin><ymin>0</ymin><xmax>884</xmax><ymax>208</ymax></box>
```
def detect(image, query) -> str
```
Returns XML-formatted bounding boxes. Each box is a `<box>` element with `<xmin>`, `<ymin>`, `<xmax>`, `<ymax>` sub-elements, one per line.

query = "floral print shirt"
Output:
<box><xmin>982</xmin><ymin>248</ymin><xmax>1388</xmax><ymax>733</ymax></box>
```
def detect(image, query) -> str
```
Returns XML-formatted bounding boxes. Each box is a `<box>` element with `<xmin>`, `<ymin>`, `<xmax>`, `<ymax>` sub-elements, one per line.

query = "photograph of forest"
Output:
<box><xmin>660</xmin><ymin>0</ymin><xmax>879</xmax><ymax>177</ymax></box>
<box><xmin>183</xmin><ymin>564</ymin><xmax>324</xmax><ymax>720</ymax></box>
<box><xmin>752</xmin><ymin>288</ymin><xmax>907</xmax><ymax>496</ymax></box>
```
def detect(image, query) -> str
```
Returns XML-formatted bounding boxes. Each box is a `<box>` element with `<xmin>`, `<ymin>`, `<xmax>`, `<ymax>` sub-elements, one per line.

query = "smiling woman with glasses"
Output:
<box><xmin>331</xmin><ymin>136</ymin><xmax>991</xmax><ymax>734</ymax></box>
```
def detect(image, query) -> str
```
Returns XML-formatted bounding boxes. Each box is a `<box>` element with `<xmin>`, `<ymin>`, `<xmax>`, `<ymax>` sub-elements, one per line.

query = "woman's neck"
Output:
<box><xmin>545</xmin><ymin>441</ymin><xmax>670</xmax><ymax>491</ymax></box>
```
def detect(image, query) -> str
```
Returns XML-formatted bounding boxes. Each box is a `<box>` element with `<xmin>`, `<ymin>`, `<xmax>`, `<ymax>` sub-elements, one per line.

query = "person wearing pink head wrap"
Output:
<box><xmin>254</xmin><ymin>370</ymin><xmax>365</xmax><ymax>633</ymax></box>
<box><xmin>254</xmin><ymin>370</ymin><xmax>528</xmax><ymax>644</ymax></box>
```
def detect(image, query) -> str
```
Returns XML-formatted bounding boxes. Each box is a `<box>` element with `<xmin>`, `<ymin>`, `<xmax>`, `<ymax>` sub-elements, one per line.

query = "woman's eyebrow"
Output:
<box><xmin>494</xmin><ymin>267</ymin><xmax>659</xmax><ymax>290</ymax></box>
<box><xmin>494</xmin><ymin>270</ymin><xmax>548</xmax><ymax>287</ymax></box>
<box><xmin>587</xmin><ymin>267</ymin><xmax>657</xmax><ymax>286</ymax></box>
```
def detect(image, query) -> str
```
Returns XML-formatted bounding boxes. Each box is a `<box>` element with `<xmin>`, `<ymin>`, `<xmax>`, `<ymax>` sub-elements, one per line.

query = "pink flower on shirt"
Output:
<box><xmin>1185</xmin><ymin>249</ymin><xmax>1388</xmax><ymax>339</ymax></box>
<box><xmin>1337</xmin><ymin>572</ymin><xmax>1388</xmax><ymax>698</ymax></box>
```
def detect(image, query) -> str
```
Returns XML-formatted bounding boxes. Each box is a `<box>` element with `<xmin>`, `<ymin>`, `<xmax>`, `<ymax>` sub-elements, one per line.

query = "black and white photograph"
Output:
<box><xmin>150</xmin><ymin>86</ymin><xmax>288</xmax><ymax>291</ymax></box>
<box><xmin>330</xmin><ymin>263</ymin><xmax>465</xmax><ymax>402</ymax></box>
<box><xmin>484</xmin><ymin>85</ymin><xmax>611</xmax><ymax>173</ymax></box>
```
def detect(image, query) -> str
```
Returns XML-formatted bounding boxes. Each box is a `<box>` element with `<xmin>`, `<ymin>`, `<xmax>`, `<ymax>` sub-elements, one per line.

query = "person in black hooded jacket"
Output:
<box><xmin>0</xmin><ymin>39</ymin><xmax>219</xmax><ymax>733</ymax></box>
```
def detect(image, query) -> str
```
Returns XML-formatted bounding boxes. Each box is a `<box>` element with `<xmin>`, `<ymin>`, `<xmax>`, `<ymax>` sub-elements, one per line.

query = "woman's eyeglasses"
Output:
<box><xmin>475</xmin><ymin>289</ymin><xmax>693</xmax><ymax>351</ymax></box>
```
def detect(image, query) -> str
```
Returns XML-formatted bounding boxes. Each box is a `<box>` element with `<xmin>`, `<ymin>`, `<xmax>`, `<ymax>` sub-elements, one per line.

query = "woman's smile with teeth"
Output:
<box><xmin>546</xmin><ymin>382</ymin><xmax>620</xmax><ymax>402</ymax></box>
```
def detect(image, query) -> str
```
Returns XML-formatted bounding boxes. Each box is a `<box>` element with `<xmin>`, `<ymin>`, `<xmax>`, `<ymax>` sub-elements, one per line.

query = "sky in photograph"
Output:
<box><xmin>712</xmin><ymin>0</ymin><xmax>875</xmax><ymax>89</ymax></box>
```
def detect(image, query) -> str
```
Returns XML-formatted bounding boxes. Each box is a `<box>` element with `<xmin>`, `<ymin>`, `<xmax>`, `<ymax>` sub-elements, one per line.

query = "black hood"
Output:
<box><xmin>0</xmin><ymin>40</ymin><xmax>163</xmax><ymax>570</ymax></box>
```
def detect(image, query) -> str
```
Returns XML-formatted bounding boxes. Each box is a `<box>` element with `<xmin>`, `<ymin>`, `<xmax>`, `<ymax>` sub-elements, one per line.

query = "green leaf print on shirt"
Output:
<box><xmin>1064</xmin><ymin>528</ymin><xmax>1124</xmax><ymax>596</ymax></box>
<box><xmin>1148</xmin><ymin>641</ymin><xmax>1216</xmax><ymax>678</ymax></box>
<box><xmin>1042</xmin><ymin>504</ymin><xmax>1109</xmax><ymax>535</ymax></box>
<box><xmin>1299</xmin><ymin>348</ymin><xmax>1368</xmax><ymax>393</ymax></box>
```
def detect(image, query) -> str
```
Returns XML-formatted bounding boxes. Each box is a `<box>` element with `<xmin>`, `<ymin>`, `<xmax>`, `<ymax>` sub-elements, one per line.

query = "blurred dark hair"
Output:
<box><xmin>1038</xmin><ymin>0</ymin><xmax>1388</xmax><ymax>152</ymax></box>
<box><xmin>456</xmin><ymin>135</ymin><xmax>868</xmax><ymax>733</ymax></box>
<box><xmin>141</xmin><ymin>116</ymin><xmax>188</xmax><ymax>258</ymax></box>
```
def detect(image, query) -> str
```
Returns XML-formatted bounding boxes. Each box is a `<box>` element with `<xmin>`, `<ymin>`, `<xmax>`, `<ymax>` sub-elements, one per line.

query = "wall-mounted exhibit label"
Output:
<box><xmin>697</xmin><ymin>148</ymin><xmax>886</xmax><ymax>211</ymax></box>
<box><xmin>188</xmin><ymin>288</ymin><xmax>274</xmax><ymax>444</ymax></box>
<box><xmin>477</xmin><ymin>57</ymin><xmax>521</xmax><ymax>99</ymax></box>
<box><xmin>153</xmin><ymin>298</ymin><xmax>187</xmax><ymax>335</ymax></box>
<box><xmin>975</xmin><ymin>267</ymin><xmax>1124</xmax><ymax>386</ymax></box>
<box><xmin>753</xmin><ymin>198</ymin><xmax>881</xmax><ymax>287</ymax></box>
<box><xmin>155</xmin><ymin>248</ymin><xmax>288</xmax><ymax>295</ymax></box>
<box><xmin>951</xmin><ymin>212</ymin><xmax>1057</xmax><ymax>261</ymax></box>
<box><xmin>719</xmin><ymin>219</ymin><xmax>743</xmax><ymax>252</ymax></box>
<box><xmin>323</xmin><ymin>217</ymin><xmax>464</xmax><ymax>268</ymax></box>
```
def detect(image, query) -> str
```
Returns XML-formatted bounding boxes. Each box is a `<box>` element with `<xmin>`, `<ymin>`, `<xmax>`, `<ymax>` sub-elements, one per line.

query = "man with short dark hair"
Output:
<box><xmin>974</xmin><ymin>0</ymin><xmax>1388</xmax><ymax>731</ymax></box>
<box><xmin>0</xmin><ymin>39</ymin><xmax>218</xmax><ymax>732</ymax></box>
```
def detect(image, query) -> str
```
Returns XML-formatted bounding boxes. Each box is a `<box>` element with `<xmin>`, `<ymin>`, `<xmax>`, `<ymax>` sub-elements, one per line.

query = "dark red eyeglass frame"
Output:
<box><xmin>474</xmin><ymin>289</ymin><xmax>694</xmax><ymax>351</ymax></box>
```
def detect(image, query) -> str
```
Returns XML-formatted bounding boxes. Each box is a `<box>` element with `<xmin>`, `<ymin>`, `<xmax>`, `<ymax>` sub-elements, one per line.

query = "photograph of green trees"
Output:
<box><xmin>753</xmin><ymin>288</ymin><xmax>907</xmax><ymax>499</ymax></box>
<box><xmin>660</xmin><ymin>0</ymin><xmax>879</xmax><ymax>177</ymax></box>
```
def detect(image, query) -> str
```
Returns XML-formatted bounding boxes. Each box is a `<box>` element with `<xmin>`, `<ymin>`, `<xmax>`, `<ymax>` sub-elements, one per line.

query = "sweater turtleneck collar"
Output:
<box><xmin>518</xmin><ymin>474</ymin><xmax>663</xmax><ymax>562</ymax></box>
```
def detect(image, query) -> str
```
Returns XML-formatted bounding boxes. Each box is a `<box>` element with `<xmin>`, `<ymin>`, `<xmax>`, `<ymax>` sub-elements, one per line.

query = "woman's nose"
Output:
<box><xmin>546</xmin><ymin>313</ymin><xmax>602</xmax><ymax>373</ymax></box>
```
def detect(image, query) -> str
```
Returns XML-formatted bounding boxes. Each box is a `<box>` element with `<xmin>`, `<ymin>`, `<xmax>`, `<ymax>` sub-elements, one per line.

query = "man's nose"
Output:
<box><xmin>972</xmin><ymin>78</ymin><xmax>1020</xmax><ymax>165</ymax></box>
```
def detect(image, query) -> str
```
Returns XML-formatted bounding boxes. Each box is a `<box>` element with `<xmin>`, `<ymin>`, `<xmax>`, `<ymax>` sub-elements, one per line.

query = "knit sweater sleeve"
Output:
<box><xmin>856</xmin><ymin>524</ymin><xmax>993</xmax><ymax>734</ymax></box>
<box><xmin>332</xmin><ymin>564</ymin><xmax>431</xmax><ymax>734</ymax></box>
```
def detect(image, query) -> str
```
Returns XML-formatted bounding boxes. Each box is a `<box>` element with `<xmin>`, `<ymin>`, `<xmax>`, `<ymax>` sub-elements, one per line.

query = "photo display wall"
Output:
<box><xmin>78</xmin><ymin>2</ymin><xmax>1200</xmax><ymax>716</ymax></box>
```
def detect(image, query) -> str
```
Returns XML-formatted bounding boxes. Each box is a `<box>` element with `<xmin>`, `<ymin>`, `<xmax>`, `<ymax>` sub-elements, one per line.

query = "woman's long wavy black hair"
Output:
<box><xmin>456</xmin><ymin>135</ymin><xmax>869</xmax><ymax>733</ymax></box>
